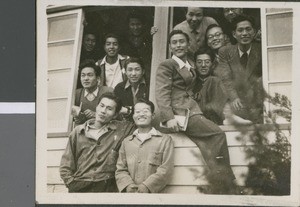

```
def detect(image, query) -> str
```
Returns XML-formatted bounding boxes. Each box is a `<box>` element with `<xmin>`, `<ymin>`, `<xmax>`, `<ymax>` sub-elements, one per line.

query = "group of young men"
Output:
<box><xmin>60</xmin><ymin>7</ymin><xmax>263</xmax><ymax>194</ymax></box>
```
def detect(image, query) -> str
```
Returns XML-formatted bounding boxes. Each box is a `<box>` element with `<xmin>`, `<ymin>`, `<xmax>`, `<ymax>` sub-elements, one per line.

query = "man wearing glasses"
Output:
<box><xmin>173</xmin><ymin>7</ymin><xmax>218</xmax><ymax>59</ymax></box>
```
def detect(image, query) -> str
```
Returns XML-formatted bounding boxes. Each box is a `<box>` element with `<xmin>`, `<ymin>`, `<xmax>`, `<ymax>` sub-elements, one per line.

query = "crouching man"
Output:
<box><xmin>115</xmin><ymin>99</ymin><xmax>174</xmax><ymax>193</ymax></box>
<box><xmin>60</xmin><ymin>92</ymin><xmax>135</xmax><ymax>193</ymax></box>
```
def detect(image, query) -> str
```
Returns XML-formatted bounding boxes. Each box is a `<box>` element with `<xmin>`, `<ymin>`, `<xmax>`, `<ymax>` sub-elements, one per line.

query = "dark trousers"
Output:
<box><xmin>185</xmin><ymin>114</ymin><xmax>235</xmax><ymax>181</ymax></box>
<box><xmin>68</xmin><ymin>178</ymin><xmax>118</xmax><ymax>193</ymax></box>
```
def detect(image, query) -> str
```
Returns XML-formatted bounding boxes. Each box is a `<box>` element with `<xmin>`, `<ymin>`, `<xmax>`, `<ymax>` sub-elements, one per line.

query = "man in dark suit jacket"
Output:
<box><xmin>114</xmin><ymin>57</ymin><xmax>149</xmax><ymax>121</ymax></box>
<box><xmin>156</xmin><ymin>30</ymin><xmax>235</xmax><ymax>193</ymax></box>
<box><xmin>214</xmin><ymin>14</ymin><xmax>263</xmax><ymax>123</ymax></box>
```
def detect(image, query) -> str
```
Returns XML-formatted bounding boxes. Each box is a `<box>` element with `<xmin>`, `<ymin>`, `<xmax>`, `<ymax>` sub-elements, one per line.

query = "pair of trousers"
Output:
<box><xmin>185</xmin><ymin>114</ymin><xmax>235</xmax><ymax>181</ymax></box>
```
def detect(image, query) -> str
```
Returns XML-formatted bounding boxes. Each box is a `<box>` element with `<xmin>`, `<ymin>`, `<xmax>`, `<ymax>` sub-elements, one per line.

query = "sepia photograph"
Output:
<box><xmin>36</xmin><ymin>0</ymin><xmax>300</xmax><ymax>205</ymax></box>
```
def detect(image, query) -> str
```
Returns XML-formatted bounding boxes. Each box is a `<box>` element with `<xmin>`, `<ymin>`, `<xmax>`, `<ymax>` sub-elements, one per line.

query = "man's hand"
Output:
<box><xmin>150</xmin><ymin>26</ymin><xmax>158</xmax><ymax>35</ymax></box>
<box><xmin>231</xmin><ymin>98</ymin><xmax>244</xmax><ymax>111</ymax></box>
<box><xmin>137</xmin><ymin>184</ymin><xmax>150</xmax><ymax>193</ymax></box>
<box><xmin>166</xmin><ymin>118</ymin><xmax>180</xmax><ymax>132</ymax></box>
<box><xmin>126</xmin><ymin>184</ymin><xmax>138</xmax><ymax>193</ymax></box>
<box><xmin>74</xmin><ymin>112</ymin><xmax>86</xmax><ymax>124</ymax></box>
<box><xmin>83</xmin><ymin>109</ymin><xmax>95</xmax><ymax>119</ymax></box>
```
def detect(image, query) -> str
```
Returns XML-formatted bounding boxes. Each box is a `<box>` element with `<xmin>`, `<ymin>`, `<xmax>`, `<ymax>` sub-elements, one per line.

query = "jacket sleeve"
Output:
<box><xmin>155</xmin><ymin>61</ymin><xmax>175</xmax><ymax>123</ymax></box>
<box><xmin>115</xmin><ymin>141</ymin><xmax>136</xmax><ymax>192</ymax></box>
<box><xmin>143</xmin><ymin>135</ymin><xmax>174</xmax><ymax>193</ymax></box>
<box><xmin>214</xmin><ymin>47</ymin><xmax>239</xmax><ymax>101</ymax></box>
<box><xmin>59</xmin><ymin>129</ymin><xmax>77</xmax><ymax>186</ymax></box>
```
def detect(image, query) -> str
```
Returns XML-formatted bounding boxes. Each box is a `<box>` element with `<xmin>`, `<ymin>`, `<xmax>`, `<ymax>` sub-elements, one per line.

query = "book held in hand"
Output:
<box><xmin>160</xmin><ymin>108</ymin><xmax>190</xmax><ymax>131</ymax></box>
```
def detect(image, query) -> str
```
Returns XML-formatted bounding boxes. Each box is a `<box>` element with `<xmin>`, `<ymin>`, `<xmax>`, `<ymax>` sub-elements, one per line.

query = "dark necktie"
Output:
<box><xmin>240</xmin><ymin>52</ymin><xmax>248</xmax><ymax>69</ymax></box>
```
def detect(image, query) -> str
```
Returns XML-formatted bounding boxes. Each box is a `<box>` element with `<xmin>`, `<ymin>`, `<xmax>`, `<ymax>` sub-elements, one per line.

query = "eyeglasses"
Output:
<box><xmin>196</xmin><ymin>59</ymin><xmax>212</xmax><ymax>65</ymax></box>
<box><xmin>207</xmin><ymin>32</ymin><xmax>223</xmax><ymax>41</ymax></box>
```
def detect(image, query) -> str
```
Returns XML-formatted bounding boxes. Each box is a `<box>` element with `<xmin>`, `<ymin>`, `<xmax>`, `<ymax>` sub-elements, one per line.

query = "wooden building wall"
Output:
<box><xmin>47</xmin><ymin>125</ymin><xmax>290</xmax><ymax>193</ymax></box>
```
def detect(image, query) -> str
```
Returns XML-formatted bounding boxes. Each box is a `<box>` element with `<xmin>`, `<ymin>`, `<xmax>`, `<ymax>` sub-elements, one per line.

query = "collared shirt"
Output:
<box><xmin>115</xmin><ymin>128</ymin><xmax>174</xmax><ymax>193</ymax></box>
<box><xmin>238</xmin><ymin>45</ymin><xmax>252</xmax><ymax>57</ymax></box>
<box><xmin>125</xmin><ymin>79</ymin><xmax>147</xmax><ymax>104</ymax></box>
<box><xmin>172</xmin><ymin>55</ymin><xmax>192</xmax><ymax>71</ymax></box>
<box><xmin>84</xmin><ymin>87</ymin><xmax>99</xmax><ymax>98</ymax></box>
<box><xmin>60</xmin><ymin>119</ymin><xmax>135</xmax><ymax>186</ymax></box>
<box><xmin>100</xmin><ymin>54</ymin><xmax>125</xmax><ymax>88</ymax></box>
<box><xmin>173</xmin><ymin>17</ymin><xmax>218</xmax><ymax>55</ymax></box>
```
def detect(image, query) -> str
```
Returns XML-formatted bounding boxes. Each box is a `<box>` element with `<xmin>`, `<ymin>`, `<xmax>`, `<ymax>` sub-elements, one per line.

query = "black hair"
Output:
<box><xmin>124</xmin><ymin>57</ymin><xmax>144</xmax><ymax>71</ymax></box>
<box><xmin>194</xmin><ymin>47</ymin><xmax>215</xmax><ymax>63</ymax></box>
<box><xmin>168</xmin><ymin>30</ymin><xmax>190</xmax><ymax>44</ymax></box>
<box><xmin>231</xmin><ymin>14</ymin><xmax>256</xmax><ymax>31</ymax></box>
<box><xmin>104</xmin><ymin>33</ymin><xmax>120</xmax><ymax>44</ymax></box>
<box><xmin>78</xmin><ymin>59</ymin><xmax>100</xmax><ymax>77</ymax></box>
<box><xmin>204</xmin><ymin>24</ymin><xmax>224</xmax><ymax>46</ymax></box>
<box><xmin>134</xmin><ymin>99</ymin><xmax>155</xmax><ymax>114</ymax></box>
<box><xmin>98</xmin><ymin>92</ymin><xmax>122</xmax><ymax>114</ymax></box>
<box><xmin>127</xmin><ymin>12</ymin><xmax>145</xmax><ymax>24</ymax></box>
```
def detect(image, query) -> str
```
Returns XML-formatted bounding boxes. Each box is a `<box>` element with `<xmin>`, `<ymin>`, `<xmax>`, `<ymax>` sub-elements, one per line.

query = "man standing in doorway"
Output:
<box><xmin>173</xmin><ymin>7</ymin><xmax>218</xmax><ymax>59</ymax></box>
<box><xmin>97</xmin><ymin>33</ymin><xmax>129</xmax><ymax>88</ymax></box>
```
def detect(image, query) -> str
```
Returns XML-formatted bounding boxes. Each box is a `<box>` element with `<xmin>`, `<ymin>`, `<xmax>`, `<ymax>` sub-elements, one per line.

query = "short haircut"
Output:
<box><xmin>194</xmin><ymin>47</ymin><xmax>215</xmax><ymax>63</ymax></box>
<box><xmin>79</xmin><ymin>59</ymin><xmax>100</xmax><ymax>77</ymax></box>
<box><xmin>104</xmin><ymin>33</ymin><xmax>120</xmax><ymax>44</ymax></box>
<box><xmin>127</xmin><ymin>12</ymin><xmax>145</xmax><ymax>24</ymax></box>
<box><xmin>231</xmin><ymin>14</ymin><xmax>256</xmax><ymax>31</ymax></box>
<box><xmin>168</xmin><ymin>30</ymin><xmax>190</xmax><ymax>44</ymax></box>
<box><xmin>205</xmin><ymin>24</ymin><xmax>224</xmax><ymax>46</ymax></box>
<box><xmin>83</xmin><ymin>31</ymin><xmax>96</xmax><ymax>38</ymax></box>
<box><xmin>134</xmin><ymin>99</ymin><xmax>155</xmax><ymax>114</ymax></box>
<box><xmin>185</xmin><ymin>7</ymin><xmax>203</xmax><ymax>14</ymax></box>
<box><xmin>98</xmin><ymin>92</ymin><xmax>122</xmax><ymax>114</ymax></box>
<box><xmin>124</xmin><ymin>57</ymin><xmax>144</xmax><ymax>71</ymax></box>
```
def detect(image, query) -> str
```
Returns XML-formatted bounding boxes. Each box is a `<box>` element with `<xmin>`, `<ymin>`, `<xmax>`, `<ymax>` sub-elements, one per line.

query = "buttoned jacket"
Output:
<box><xmin>214</xmin><ymin>43</ymin><xmax>262</xmax><ymax>101</ymax></box>
<box><xmin>155</xmin><ymin>58</ymin><xmax>202</xmax><ymax>123</ymax></box>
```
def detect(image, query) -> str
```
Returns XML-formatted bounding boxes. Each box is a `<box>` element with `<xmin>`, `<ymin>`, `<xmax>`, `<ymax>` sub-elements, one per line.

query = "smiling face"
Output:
<box><xmin>80</xmin><ymin>67</ymin><xmax>98</xmax><ymax>91</ymax></box>
<box><xmin>186</xmin><ymin>7</ymin><xmax>204</xmax><ymax>30</ymax></box>
<box><xmin>104</xmin><ymin>37</ymin><xmax>119</xmax><ymax>58</ymax></box>
<box><xmin>126</xmin><ymin>62</ymin><xmax>144</xmax><ymax>84</ymax></box>
<box><xmin>233</xmin><ymin>20</ymin><xmax>255</xmax><ymax>46</ymax></box>
<box><xmin>206</xmin><ymin>26</ymin><xmax>225</xmax><ymax>51</ymax></box>
<box><xmin>133</xmin><ymin>102</ymin><xmax>154</xmax><ymax>128</ymax></box>
<box><xmin>169</xmin><ymin>33</ymin><xmax>189</xmax><ymax>60</ymax></box>
<box><xmin>129</xmin><ymin>18</ymin><xmax>143</xmax><ymax>36</ymax></box>
<box><xmin>195</xmin><ymin>54</ymin><xmax>212</xmax><ymax>78</ymax></box>
<box><xmin>95</xmin><ymin>97</ymin><xmax>117</xmax><ymax>124</ymax></box>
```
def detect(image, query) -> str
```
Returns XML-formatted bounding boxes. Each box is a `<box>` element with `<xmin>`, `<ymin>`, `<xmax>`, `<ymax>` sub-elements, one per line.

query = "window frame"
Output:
<box><xmin>47</xmin><ymin>9</ymin><xmax>84</xmax><ymax>137</ymax></box>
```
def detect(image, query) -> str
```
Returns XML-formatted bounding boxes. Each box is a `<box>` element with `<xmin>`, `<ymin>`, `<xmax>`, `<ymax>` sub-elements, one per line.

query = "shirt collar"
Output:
<box><xmin>84</xmin><ymin>87</ymin><xmax>99</xmax><ymax>97</ymax></box>
<box><xmin>100</xmin><ymin>54</ymin><xmax>125</xmax><ymax>66</ymax></box>
<box><xmin>172</xmin><ymin>55</ymin><xmax>192</xmax><ymax>70</ymax></box>
<box><xmin>238</xmin><ymin>45</ymin><xmax>252</xmax><ymax>57</ymax></box>
<box><xmin>124</xmin><ymin>78</ymin><xmax>146</xmax><ymax>89</ymax></box>
<box><xmin>79</xmin><ymin>119</ymin><xmax>118</xmax><ymax>134</ymax></box>
<box><xmin>129</xmin><ymin>127</ymin><xmax>162</xmax><ymax>141</ymax></box>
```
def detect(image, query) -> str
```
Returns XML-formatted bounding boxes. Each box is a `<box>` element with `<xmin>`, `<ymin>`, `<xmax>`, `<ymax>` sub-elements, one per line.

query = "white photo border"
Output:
<box><xmin>36</xmin><ymin>0</ymin><xmax>300</xmax><ymax>205</ymax></box>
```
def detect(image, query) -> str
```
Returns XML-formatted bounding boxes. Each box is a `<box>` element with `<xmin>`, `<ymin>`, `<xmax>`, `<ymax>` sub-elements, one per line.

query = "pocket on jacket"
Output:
<box><xmin>148</xmin><ymin>152</ymin><xmax>163</xmax><ymax>165</ymax></box>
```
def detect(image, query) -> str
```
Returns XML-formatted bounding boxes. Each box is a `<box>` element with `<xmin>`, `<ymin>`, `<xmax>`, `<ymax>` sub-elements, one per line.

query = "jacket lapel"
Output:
<box><xmin>174</xmin><ymin>59</ymin><xmax>195</xmax><ymax>87</ymax></box>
